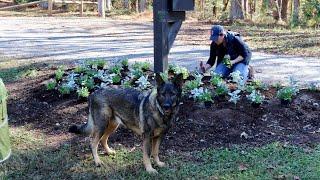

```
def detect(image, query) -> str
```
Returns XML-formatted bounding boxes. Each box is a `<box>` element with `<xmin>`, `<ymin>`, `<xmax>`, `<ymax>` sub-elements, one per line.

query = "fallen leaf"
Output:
<box><xmin>238</xmin><ymin>163</ymin><xmax>248</xmax><ymax>171</ymax></box>
<box><xmin>294</xmin><ymin>176</ymin><xmax>300</xmax><ymax>180</ymax></box>
<box><xmin>240</xmin><ymin>132</ymin><xmax>248</xmax><ymax>139</ymax></box>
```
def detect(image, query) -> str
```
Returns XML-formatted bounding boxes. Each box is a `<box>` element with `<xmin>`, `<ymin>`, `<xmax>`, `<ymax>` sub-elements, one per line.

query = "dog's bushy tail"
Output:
<box><xmin>69</xmin><ymin>111</ymin><xmax>94</xmax><ymax>136</ymax></box>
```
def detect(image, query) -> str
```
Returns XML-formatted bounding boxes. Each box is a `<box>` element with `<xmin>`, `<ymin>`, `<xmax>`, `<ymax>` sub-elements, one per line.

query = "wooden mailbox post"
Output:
<box><xmin>153</xmin><ymin>0</ymin><xmax>194</xmax><ymax>73</ymax></box>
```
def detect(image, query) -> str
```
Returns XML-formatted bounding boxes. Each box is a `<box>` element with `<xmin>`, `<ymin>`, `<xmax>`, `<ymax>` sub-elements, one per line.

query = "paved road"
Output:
<box><xmin>0</xmin><ymin>17</ymin><xmax>319</xmax><ymax>84</ymax></box>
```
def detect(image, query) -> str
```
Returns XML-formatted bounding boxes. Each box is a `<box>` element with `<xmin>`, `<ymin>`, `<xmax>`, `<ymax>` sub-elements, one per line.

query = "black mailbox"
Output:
<box><xmin>169</xmin><ymin>0</ymin><xmax>195</xmax><ymax>11</ymax></box>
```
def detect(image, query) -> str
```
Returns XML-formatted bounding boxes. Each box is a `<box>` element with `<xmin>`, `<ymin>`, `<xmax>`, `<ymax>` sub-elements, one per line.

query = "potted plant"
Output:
<box><xmin>246</xmin><ymin>90</ymin><xmax>265</xmax><ymax>108</ymax></box>
<box><xmin>223</xmin><ymin>55</ymin><xmax>232</xmax><ymax>68</ymax></box>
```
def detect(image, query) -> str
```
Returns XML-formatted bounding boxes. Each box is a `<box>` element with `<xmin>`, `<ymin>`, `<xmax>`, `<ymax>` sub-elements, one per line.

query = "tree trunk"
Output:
<box><xmin>212</xmin><ymin>0</ymin><xmax>217</xmax><ymax>17</ymax></box>
<box><xmin>261</xmin><ymin>0</ymin><xmax>269</xmax><ymax>14</ymax></box>
<box><xmin>274</xmin><ymin>0</ymin><xmax>283</xmax><ymax>22</ymax></box>
<box><xmin>124</xmin><ymin>0</ymin><xmax>130</xmax><ymax>9</ymax></box>
<box><xmin>139</xmin><ymin>0</ymin><xmax>146</xmax><ymax>12</ymax></box>
<box><xmin>98</xmin><ymin>0</ymin><xmax>105</xmax><ymax>17</ymax></box>
<box><xmin>135</xmin><ymin>0</ymin><xmax>139</xmax><ymax>13</ymax></box>
<box><xmin>281</xmin><ymin>0</ymin><xmax>289</xmax><ymax>21</ymax></box>
<box><xmin>243</xmin><ymin>0</ymin><xmax>248</xmax><ymax>18</ymax></box>
<box><xmin>292</xmin><ymin>0</ymin><xmax>299</xmax><ymax>23</ymax></box>
<box><xmin>106</xmin><ymin>0</ymin><xmax>111</xmax><ymax>11</ymax></box>
<box><xmin>222</xmin><ymin>0</ymin><xmax>229</xmax><ymax>11</ymax></box>
<box><xmin>229</xmin><ymin>0</ymin><xmax>244</xmax><ymax>21</ymax></box>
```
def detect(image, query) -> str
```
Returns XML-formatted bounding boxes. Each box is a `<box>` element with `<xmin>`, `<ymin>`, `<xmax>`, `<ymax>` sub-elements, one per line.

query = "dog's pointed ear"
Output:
<box><xmin>155</xmin><ymin>73</ymin><xmax>165</xmax><ymax>87</ymax></box>
<box><xmin>173</xmin><ymin>73</ymin><xmax>184</xmax><ymax>89</ymax></box>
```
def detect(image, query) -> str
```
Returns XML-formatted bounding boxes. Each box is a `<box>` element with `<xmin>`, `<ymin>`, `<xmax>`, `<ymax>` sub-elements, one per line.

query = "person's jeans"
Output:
<box><xmin>214</xmin><ymin>62</ymin><xmax>249</xmax><ymax>82</ymax></box>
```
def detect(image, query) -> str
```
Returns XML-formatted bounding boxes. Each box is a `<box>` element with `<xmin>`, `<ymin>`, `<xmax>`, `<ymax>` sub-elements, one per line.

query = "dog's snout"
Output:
<box><xmin>163</xmin><ymin>103</ymin><xmax>171</xmax><ymax>110</ymax></box>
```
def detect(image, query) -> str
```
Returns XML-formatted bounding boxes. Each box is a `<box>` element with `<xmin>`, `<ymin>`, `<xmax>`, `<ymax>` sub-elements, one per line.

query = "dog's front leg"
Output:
<box><xmin>142</xmin><ymin>134</ymin><xmax>158</xmax><ymax>174</ymax></box>
<box><xmin>152</xmin><ymin>136</ymin><xmax>165</xmax><ymax>167</ymax></box>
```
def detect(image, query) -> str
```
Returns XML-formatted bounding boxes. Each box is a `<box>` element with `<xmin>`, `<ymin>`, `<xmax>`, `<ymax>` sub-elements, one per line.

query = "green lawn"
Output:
<box><xmin>1</xmin><ymin>126</ymin><xmax>319</xmax><ymax>179</ymax></box>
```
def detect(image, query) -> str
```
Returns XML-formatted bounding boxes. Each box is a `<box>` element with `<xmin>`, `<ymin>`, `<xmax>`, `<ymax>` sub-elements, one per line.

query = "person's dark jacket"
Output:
<box><xmin>206</xmin><ymin>31</ymin><xmax>252</xmax><ymax>66</ymax></box>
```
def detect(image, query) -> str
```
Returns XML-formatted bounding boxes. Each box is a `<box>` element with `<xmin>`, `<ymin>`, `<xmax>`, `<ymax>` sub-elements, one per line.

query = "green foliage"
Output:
<box><xmin>23</xmin><ymin>69</ymin><xmax>38</xmax><ymax>78</ymax></box>
<box><xmin>87</xmin><ymin>60</ymin><xmax>107</xmax><ymax>69</ymax></box>
<box><xmin>210</xmin><ymin>73</ymin><xmax>223</xmax><ymax>86</ymax></box>
<box><xmin>4</xmin><ymin>127</ymin><xmax>320</xmax><ymax>179</ymax></box>
<box><xmin>132</xmin><ymin>62</ymin><xmax>150</xmax><ymax>72</ymax></box>
<box><xmin>168</xmin><ymin>64</ymin><xmax>189</xmax><ymax>79</ymax></box>
<box><xmin>14</xmin><ymin>0</ymin><xmax>37</xmax><ymax>4</ymax></box>
<box><xmin>184</xmin><ymin>80</ymin><xmax>201</xmax><ymax>92</ymax></box>
<box><xmin>122</xmin><ymin>80</ymin><xmax>132</xmax><ymax>88</ymax></box>
<box><xmin>55</xmin><ymin>68</ymin><xmax>64</xmax><ymax>81</ymax></box>
<box><xmin>45</xmin><ymin>80</ymin><xmax>56</xmax><ymax>91</ymax></box>
<box><xmin>245</xmin><ymin>85</ymin><xmax>256</xmax><ymax>93</ymax></box>
<box><xmin>215</xmin><ymin>82</ymin><xmax>229</xmax><ymax>96</ymax></box>
<box><xmin>80</xmin><ymin>75</ymin><xmax>95</xmax><ymax>90</ymax></box>
<box><xmin>58</xmin><ymin>85</ymin><xmax>71</xmax><ymax>95</ymax></box>
<box><xmin>247</xmin><ymin>90</ymin><xmax>265</xmax><ymax>104</ymax></box>
<box><xmin>74</xmin><ymin>66</ymin><xmax>87</xmax><ymax>74</ymax></box>
<box><xmin>160</xmin><ymin>72</ymin><xmax>168</xmax><ymax>81</ymax></box>
<box><xmin>223</xmin><ymin>57</ymin><xmax>232</xmax><ymax>69</ymax></box>
<box><xmin>131</xmin><ymin>69</ymin><xmax>144</xmax><ymax>79</ymax></box>
<box><xmin>121</xmin><ymin>59</ymin><xmax>129</xmax><ymax>67</ymax></box>
<box><xmin>112</xmin><ymin>75</ymin><xmax>121</xmax><ymax>84</ymax></box>
<box><xmin>302</xmin><ymin>0</ymin><xmax>320</xmax><ymax>27</ymax></box>
<box><xmin>277</xmin><ymin>86</ymin><xmax>297</xmax><ymax>101</ymax></box>
<box><xmin>109</xmin><ymin>65</ymin><xmax>122</xmax><ymax>75</ymax></box>
<box><xmin>77</xmin><ymin>87</ymin><xmax>90</xmax><ymax>98</ymax></box>
<box><xmin>272</xmin><ymin>82</ymin><xmax>282</xmax><ymax>90</ymax></box>
<box><xmin>308</xmin><ymin>82</ymin><xmax>320</xmax><ymax>92</ymax></box>
<box><xmin>198</xmin><ymin>89</ymin><xmax>213</xmax><ymax>102</ymax></box>
<box><xmin>228</xmin><ymin>90</ymin><xmax>241</xmax><ymax>105</ymax></box>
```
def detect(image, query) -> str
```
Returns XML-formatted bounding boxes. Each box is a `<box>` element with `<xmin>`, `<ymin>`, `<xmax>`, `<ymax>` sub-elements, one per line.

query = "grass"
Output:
<box><xmin>223</xmin><ymin>25</ymin><xmax>320</xmax><ymax>57</ymax></box>
<box><xmin>180</xmin><ymin>23</ymin><xmax>320</xmax><ymax>57</ymax></box>
<box><xmin>0</xmin><ymin>59</ymin><xmax>40</xmax><ymax>83</ymax></box>
<box><xmin>1</xmin><ymin>126</ymin><xmax>319</xmax><ymax>179</ymax></box>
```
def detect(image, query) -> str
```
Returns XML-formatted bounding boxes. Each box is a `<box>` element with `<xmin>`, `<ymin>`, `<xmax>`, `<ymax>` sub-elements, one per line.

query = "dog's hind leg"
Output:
<box><xmin>90</xmin><ymin>104</ymin><xmax>110</xmax><ymax>167</ymax></box>
<box><xmin>100</xmin><ymin>119</ymin><xmax>119</xmax><ymax>155</ymax></box>
<box><xmin>152</xmin><ymin>136</ymin><xmax>165</xmax><ymax>167</ymax></box>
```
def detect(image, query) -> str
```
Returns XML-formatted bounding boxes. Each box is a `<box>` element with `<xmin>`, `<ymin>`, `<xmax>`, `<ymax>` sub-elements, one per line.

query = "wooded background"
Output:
<box><xmin>9</xmin><ymin>0</ymin><xmax>320</xmax><ymax>27</ymax></box>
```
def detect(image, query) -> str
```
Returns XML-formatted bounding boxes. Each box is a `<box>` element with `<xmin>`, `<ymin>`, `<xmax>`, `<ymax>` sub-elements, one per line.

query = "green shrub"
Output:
<box><xmin>302</xmin><ymin>0</ymin><xmax>320</xmax><ymax>27</ymax></box>
<box><xmin>58</xmin><ymin>85</ymin><xmax>71</xmax><ymax>95</ymax></box>
<box><xmin>55</xmin><ymin>68</ymin><xmax>64</xmax><ymax>81</ymax></box>
<box><xmin>77</xmin><ymin>87</ymin><xmax>90</xmax><ymax>98</ymax></box>
<box><xmin>46</xmin><ymin>80</ymin><xmax>56</xmax><ymax>91</ymax></box>
<box><xmin>277</xmin><ymin>86</ymin><xmax>298</xmax><ymax>101</ymax></box>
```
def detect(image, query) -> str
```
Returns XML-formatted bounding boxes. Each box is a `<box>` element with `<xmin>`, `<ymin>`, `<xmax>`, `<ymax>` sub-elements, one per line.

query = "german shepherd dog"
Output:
<box><xmin>69</xmin><ymin>73</ymin><xmax>183</xmax><ymax>174</ymax></box>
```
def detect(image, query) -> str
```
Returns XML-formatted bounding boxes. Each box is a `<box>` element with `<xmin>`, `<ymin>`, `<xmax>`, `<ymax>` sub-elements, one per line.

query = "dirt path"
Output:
<box><xmin>0</xmin><ymin>17</ymin><xmax>319</xmax><ymax>84</ymax></box>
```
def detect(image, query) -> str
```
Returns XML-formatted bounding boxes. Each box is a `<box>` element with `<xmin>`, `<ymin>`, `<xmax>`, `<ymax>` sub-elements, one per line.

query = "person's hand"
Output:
<box><xmin>230</xmin><ymin>60</ymin><xmax>236</xmax><ymax>66</ymax></box>
<box><xmin>200</xmin><ymin>61</ymin><xmax>206</xmax><ymax>73</ymax></box>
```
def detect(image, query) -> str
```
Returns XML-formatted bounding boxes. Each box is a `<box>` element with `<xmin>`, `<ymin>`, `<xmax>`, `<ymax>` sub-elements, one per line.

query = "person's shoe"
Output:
<box><xmin>248</xmin><ymin>65</ymin><xmax>254</xmax><ymax>81</ymax></box>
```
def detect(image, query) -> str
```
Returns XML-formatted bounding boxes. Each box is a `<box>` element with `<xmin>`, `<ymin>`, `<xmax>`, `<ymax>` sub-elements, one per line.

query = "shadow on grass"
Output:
<box><xmin>1</xmin><ymin>128</ymin><xmax>320</xmax><ymax>180</ymax></box>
